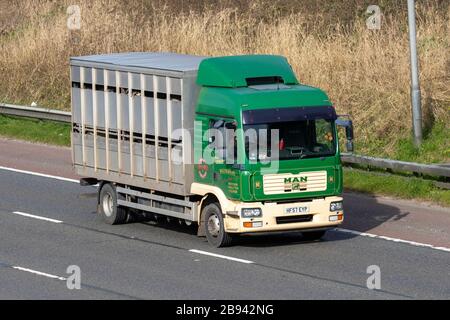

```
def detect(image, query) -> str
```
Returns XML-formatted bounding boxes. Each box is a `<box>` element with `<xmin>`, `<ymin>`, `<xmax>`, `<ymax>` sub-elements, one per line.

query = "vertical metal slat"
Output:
<box><xmin>128</xmin><ymin>72</ymin><xmax>134</xmax><ymax>177</ymax></box>
<box><xmin>116</xmin><ymin>71</ymin><xmax>122</xmax><ymax>175</ymax></box>
<box><xmin>141</xmin><ymin>73</ymin><xmax>147</xmax><ymax>181</ymax></box>
<box><xmin>80</xmin><ymin>66</ymin><xmax>86</xmax><ymax>167</ymax></box>
<box><xmin>153</xmin><ymin>75</ymin><xmax>160</xmax><ymax>182</ymax></box>
<box><xmin>166</xmin><ymin>77</ymin><xmax>173</xmax><ymax>183</ymax></box>
<box><xmin>69</xmin><ymin>66</ymin><xmax>75</xmax><ymax>168</ymax></box>
<box><xmin>92</xmin><ymin>68</ymin><xmax>98</xmax><ymax>171</ymax></box>
<box><xmin>104</xmin><ymin>69</ymin><xmax>110</xmax><ymax>173</ymax></box>
<box><xmin>180</xmin><ymin>78</ymin><xmax>185</xmax><ymax>179</ymax></box>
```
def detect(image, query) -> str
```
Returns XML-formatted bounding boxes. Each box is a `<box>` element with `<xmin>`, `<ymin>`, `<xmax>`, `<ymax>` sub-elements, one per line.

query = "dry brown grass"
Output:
<box><xmin>0</xmin><ymin>0</ymin><xmax>448</xmax><ymax>155</ymax></box>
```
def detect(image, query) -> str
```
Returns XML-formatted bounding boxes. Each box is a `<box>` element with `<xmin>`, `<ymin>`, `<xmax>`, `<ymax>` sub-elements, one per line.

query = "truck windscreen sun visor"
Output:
<box><xmin>242</xmin><ymin>106</ymin><xmax>337</xmax><ymax>125</ymax></box>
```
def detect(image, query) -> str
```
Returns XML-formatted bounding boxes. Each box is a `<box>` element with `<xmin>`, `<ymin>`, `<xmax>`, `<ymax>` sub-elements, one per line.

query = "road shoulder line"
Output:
<box><xmin>335</xmin><ymin>228</ymin><xmax>450</xmax><ymax>253</ymax></box>
<box><xmin>12</xmin><ymin>266</ymin><xmax>67</xmax><ymax>281</ymax></box>
<box><xmin>12</xmin><ymin>211</ymin><xmax>63</xmax><ymax>224</ymax></box>
<box><xmin>0</xmin><ymin>165</ymin><xmax>78</xmax><ymax>183</ymax></box>
<box><xmin>189</xmin><ymin>249</ymin><xmax>254</xmax><ymax>264</ymax></box>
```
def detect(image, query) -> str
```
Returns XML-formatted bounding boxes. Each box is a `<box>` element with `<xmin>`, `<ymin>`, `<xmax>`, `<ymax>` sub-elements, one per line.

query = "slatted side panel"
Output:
<box><xmin>71</xmin><ymin>66</ymin><xmax>186</xmax><ymax>188</ymax></box>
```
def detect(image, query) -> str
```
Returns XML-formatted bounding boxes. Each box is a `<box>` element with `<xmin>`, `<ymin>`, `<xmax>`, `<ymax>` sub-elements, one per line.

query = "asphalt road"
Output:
<box><xmin>0</xmin><ymin>167</ymin><xmax>449</xmax><ymax>299</ymax></box>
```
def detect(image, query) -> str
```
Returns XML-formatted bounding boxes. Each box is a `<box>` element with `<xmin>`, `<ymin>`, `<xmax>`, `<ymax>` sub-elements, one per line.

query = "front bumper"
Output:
<box><xmin>223</xmin><ymin>196</ymin><xmax>344</xmax><ymax>233</ymax></box>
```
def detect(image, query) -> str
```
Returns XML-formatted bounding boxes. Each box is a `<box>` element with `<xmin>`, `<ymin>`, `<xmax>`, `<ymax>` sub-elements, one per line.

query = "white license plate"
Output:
<box><xmin>285</xmin><ymin>206</ymin><xmax>309</xmax><ymax>214</ymax></box>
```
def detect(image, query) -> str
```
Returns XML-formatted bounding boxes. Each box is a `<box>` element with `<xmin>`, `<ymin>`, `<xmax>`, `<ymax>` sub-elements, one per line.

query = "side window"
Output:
<box><xmin>314</xmin><ymin>119</ymin><xmax>334</xmax><ymax>151</ymax></box>
<box><xmin>209</xmin><ymin>119</ymin><xmax>237</xmax><ymax>163</ymax></box>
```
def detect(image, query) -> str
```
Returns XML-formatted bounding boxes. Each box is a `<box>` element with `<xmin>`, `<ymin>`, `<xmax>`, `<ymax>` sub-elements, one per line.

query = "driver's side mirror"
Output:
<box><xmin>336</xmin><ymin>116</ymin><xmax>354</xmax><ymax>153</ymax></box>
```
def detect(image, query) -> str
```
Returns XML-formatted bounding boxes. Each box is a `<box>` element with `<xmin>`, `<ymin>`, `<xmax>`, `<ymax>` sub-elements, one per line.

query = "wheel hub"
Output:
<box><xmin>207</xmin><ymin>214</ymin><xmax>220</xmax><ymax>237</ymax></box>
<box><xmin>102</xmin><ymin>193</ymin><xmax>114</xmax><ymax>217</ymax></box>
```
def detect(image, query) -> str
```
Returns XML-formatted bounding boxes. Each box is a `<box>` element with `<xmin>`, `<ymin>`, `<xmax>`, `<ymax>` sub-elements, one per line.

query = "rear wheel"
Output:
<box><xmin>302</xmin><ymin>230</ymin><xmax>327</xmax><ymax>241</ymax></box>
<box><xmin>99</xmin><ymin>183</ymin><xmax>128</xmax><ymax>225</ymax></box>
<box><xmin>203</xmin><ymin>202</ymin><xmax>234</xmax><ymax>247</ymax></box>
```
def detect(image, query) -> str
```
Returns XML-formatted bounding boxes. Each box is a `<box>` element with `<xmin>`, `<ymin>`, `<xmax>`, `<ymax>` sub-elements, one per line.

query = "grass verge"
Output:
<box><xmin>0</xmin><ymin>114</ymin><xmax>70</xmax><ymax>146</ymax></box>
<box><xmin>344</xmin><ymin>167</ymin><xmax>450</xmax><ymax>207</ymax></box>
<box><xmin>0</xmin><ymin>115</ymin><xmax>448</xmax><ymax>206</ymax></box>
<box><xmin>393</xmin><ymin>122</ymin><xmax>450</xmax><ymax>163</ymax></box>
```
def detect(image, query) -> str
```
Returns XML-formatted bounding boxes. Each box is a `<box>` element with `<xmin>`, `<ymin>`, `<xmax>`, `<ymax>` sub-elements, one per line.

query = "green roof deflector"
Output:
<box><xmin>196</xmin><ymin>55</ymin><xmax>299</xmax><ymax>88</ymax></box>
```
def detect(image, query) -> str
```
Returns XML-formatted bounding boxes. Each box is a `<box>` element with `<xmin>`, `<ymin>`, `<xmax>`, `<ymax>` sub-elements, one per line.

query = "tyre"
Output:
<box><xmin>203</xmin><ymin>202</ymin><xmax>234</xmax><ymax>247</ymax></box>
<box><xmin>302</xmin><ymin>230</ymin><xmax>327</xmax><ymax>241</ymax></box>
<box><xmin>98</xmin><ymin>183</ymin><xmax>128</xmax><ymax>225</ymax></box>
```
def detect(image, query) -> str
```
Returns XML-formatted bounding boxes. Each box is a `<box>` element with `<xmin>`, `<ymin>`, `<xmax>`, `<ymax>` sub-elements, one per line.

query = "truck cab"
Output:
<box><xmin>190</xmin><ymin>55</ymin><xmax>352</xmax><ymax>246</ymax></box>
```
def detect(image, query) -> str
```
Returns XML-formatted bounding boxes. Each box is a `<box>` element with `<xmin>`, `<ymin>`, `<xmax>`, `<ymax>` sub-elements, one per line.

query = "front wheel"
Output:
<box><xmin>203</xmin><ymin>202</ymin><xmax>234</xmax><ymax>247</ymax></box>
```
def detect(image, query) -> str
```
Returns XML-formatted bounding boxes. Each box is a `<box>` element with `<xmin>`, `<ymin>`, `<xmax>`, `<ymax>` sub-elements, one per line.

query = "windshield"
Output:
<box><xmin>244</xmin><ymin>119</ymin><xmax>335</xmax><ymax>161</ymax></box>
<box><xmin>242</xmin><ymin>106</ymin><xmax>337</xmax><ymax>162</ymax></box>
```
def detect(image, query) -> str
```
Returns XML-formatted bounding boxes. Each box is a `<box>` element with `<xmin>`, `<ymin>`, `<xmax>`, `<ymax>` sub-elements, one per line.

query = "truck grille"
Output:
<box><xmin>263</xmin><ymin>171</ymin><xmax>327</xmax><ymax>195</ymax></box>
<box><xmin>276</xmin><ymin>215</ymin><xmax>313</xmax><ymax>224</ymax></box>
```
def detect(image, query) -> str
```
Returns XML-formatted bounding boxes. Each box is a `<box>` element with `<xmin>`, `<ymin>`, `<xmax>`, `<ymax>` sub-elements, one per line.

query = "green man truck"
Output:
<box><xmin>70</xmin><ymin>52</ymin><xmax>353</xmax><ymax>247</ymax></box>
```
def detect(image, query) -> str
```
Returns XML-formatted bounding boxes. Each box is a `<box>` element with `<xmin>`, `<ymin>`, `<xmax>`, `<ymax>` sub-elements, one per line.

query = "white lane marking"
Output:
<box><xmin>12</xmin><ymin>266</ymin><xmax>66</xmax><ymax>281</ymax></box>
<box><xmin>335</xmin><ymin>228</ymin><xmax>450</xmax><ymax>253</ymax></box>
<box><xmin>12</xmin><ymin>211</ymin><xmax>63</xmax><ymax>224</ymax></box>
<box><xmin>0</xmin><ymin>165</ymin><xmax>78</xmax><ymax>183</ymax></box>
<box><xmin>189</xmin><ymin>249</ymin><xmax>254</xmax><ymax>264</ymax></box>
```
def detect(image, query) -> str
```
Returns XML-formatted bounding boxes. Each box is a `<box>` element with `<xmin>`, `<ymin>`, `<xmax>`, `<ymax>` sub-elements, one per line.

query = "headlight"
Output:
<box><xmin>330</xmin><ymin>201</ymin><xmax>343</xmax><ymax>212</ymax></box>
<box><xmin>241</xmin><ymin>208</ymin><xmax>262</xmax><ymax>218</ymax></box>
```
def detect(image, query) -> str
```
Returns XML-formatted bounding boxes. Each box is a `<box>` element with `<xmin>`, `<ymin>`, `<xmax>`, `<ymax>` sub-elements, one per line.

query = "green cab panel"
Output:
<box><xmin>197</xmin><ymin>55</ymin><xmax>299</xmax><ymax>88</ymax></box>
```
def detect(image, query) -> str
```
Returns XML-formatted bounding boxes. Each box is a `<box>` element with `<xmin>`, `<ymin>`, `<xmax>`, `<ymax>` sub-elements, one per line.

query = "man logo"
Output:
<box><xmin>284</xmin><ymin>177</ymin><xmax>308</xmax><ymax>183</ymax></box>
<box><xmin>284</xmin><ymin>176</ymin><xmax>308</xmax><ymax>192</ymax></box>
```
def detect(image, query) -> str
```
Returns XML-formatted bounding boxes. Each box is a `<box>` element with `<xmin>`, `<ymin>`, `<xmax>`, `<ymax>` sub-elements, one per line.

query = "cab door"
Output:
<box><xmin>209</xmin><ymin>118</ymin><xmax>241</xmax><ymax>200</ymax></box>
<box><xmin>193</xmin><ymin>114</ymin><xmax>214</xmax><ymax>184</ymax></box>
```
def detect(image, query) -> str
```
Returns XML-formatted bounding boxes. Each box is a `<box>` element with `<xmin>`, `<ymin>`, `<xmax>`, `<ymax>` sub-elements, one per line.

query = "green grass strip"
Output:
<box><xmin>0</xmin><ymin>114</ymin><xmax>70</xmax><ymax>146</ymax></box>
